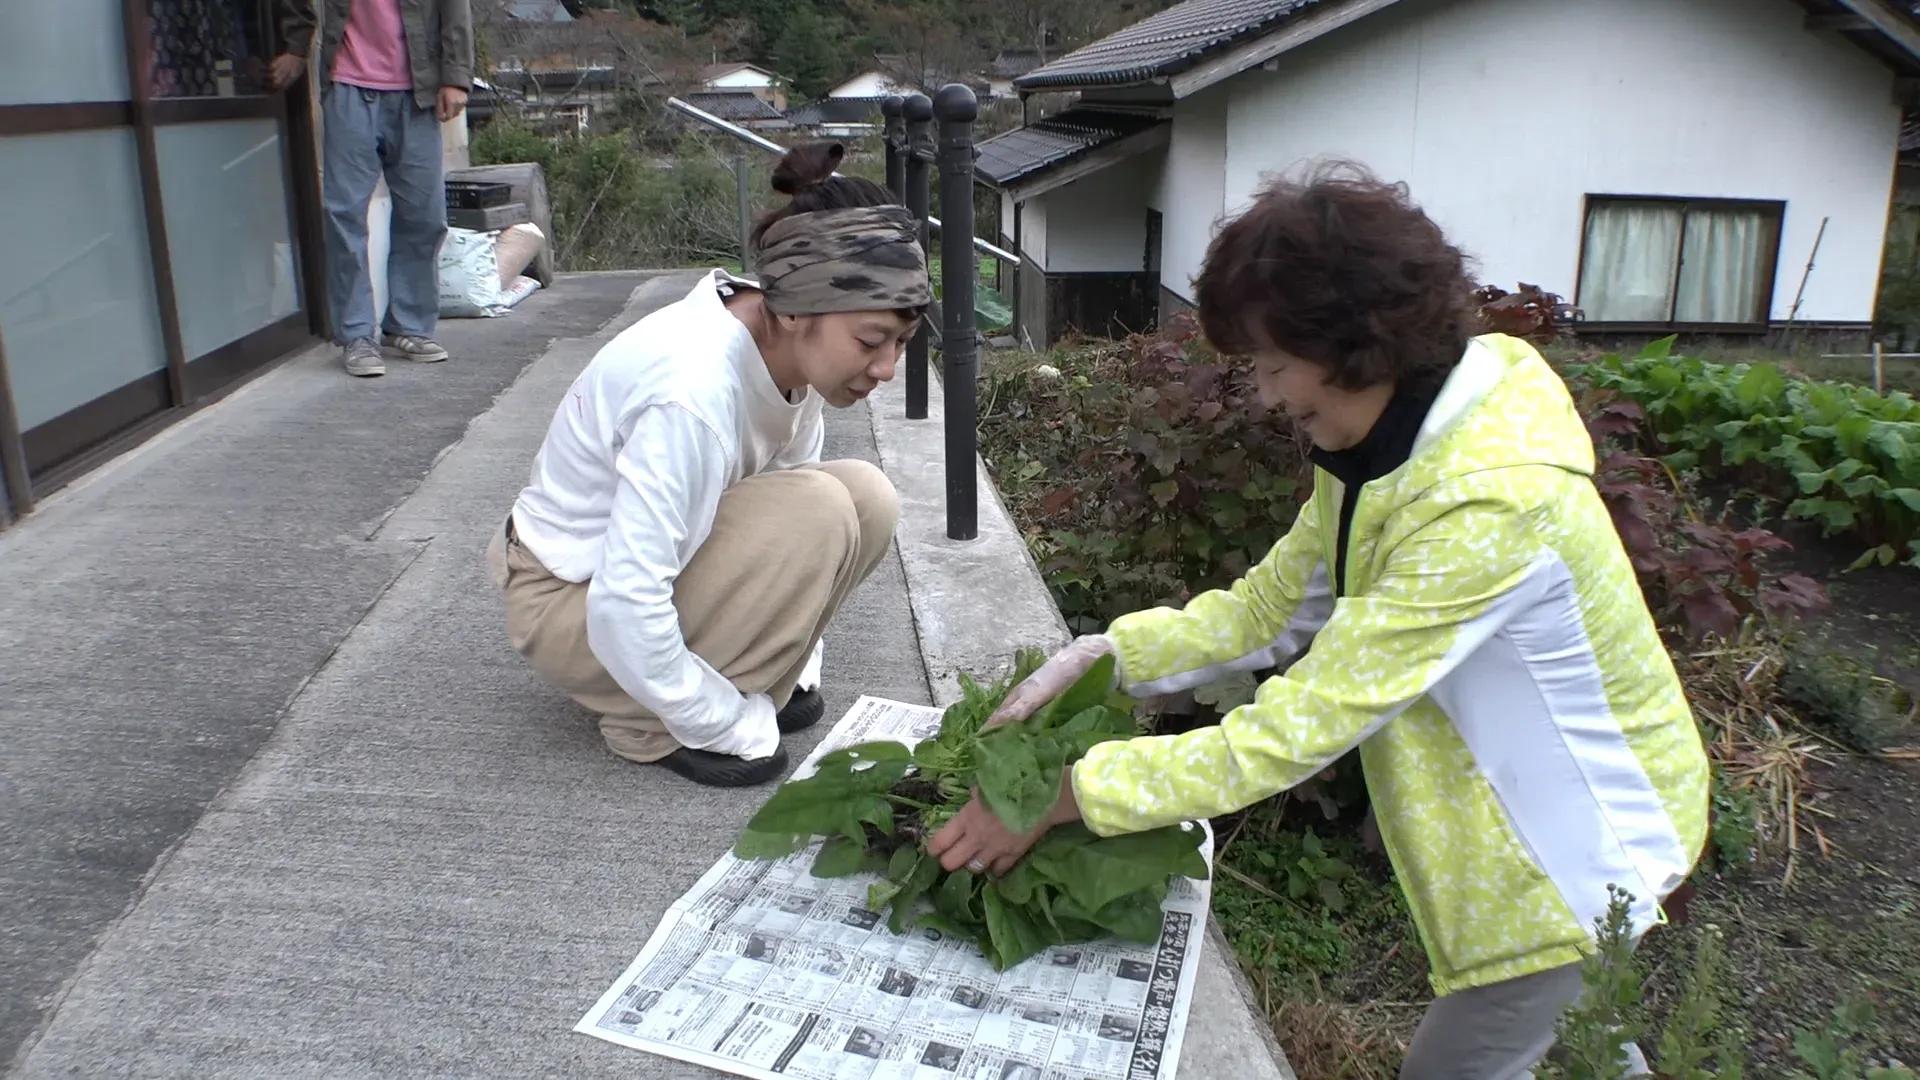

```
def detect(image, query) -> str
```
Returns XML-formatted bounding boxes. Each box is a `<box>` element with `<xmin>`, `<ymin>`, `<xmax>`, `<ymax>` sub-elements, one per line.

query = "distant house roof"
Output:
<box><xmin>505</xmin><ymin>0</ymin><xmax>573</xmax><ymax>21</ymax></box>
<box><xmin>787</xmin><ymin>97</ymin><xmax>885</xmax><ymax>127</ymax></box>
<box><xmin>975</xmin><ymin>109</ymin><xmax>1166</xmax><ymax>189</ymax></box>
<box><xmin>684</xmin><ymin>91</ymin><xmax>787</xmax><ymax>123</ymax></box>
<box><xmin>989</xmin><ymin>48</ymin><xmax>1044</xmax><ymax>79</ymax></box>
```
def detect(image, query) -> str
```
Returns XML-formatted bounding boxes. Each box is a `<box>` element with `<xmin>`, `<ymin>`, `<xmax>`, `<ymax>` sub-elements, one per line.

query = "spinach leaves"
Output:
<box><xmin>730</xmin><ymin>652</ymin><xmax>1208</xmax><ymax>970</ymax></box>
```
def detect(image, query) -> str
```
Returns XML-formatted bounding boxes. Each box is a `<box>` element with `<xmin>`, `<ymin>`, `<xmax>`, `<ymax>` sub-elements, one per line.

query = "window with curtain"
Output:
<box><xmin>1577</xmin><ymin>197</ymin><xmax>1783</xmax><ymax>327</ymax></box>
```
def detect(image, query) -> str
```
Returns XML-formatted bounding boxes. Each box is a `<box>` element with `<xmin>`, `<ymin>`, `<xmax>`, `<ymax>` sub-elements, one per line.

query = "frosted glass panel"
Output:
<box><xmin>156</xmin><ymin>120</ymin><xmax>301</xmax><ymax>358</ymax></box>
<box><xmin>0</xmin><ymin>2</ymin><xmax>131</xmax><ymax>105</ymax></box>
<box><xmin>0</xmin><ymin>131</ymin><xmax>169</xmax><ymax>431</ymax></box>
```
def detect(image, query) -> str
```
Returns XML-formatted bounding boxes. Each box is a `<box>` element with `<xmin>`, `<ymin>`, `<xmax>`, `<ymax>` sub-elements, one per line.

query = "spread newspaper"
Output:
<box><xmin>577</xmin><ymin>695</ymin><xmax>1215</xmax><ymax>1080</ymax></box>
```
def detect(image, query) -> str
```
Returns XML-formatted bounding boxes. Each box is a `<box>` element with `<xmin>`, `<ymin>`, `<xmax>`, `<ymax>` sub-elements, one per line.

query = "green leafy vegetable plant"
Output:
<box><xmin>1791</xmin><ymin>998</ymin><xmax>1917</xmax><ymax>1080</ymax></box>
<box><xmin>731</xmin><ymin>651</ymin><xmax>1210</xmax><ymax>970</ymax></box>
<box><xmin>1572</xmin><ymin>339</ymin><xmax>1920</xmax><ymax>565</ymax></box>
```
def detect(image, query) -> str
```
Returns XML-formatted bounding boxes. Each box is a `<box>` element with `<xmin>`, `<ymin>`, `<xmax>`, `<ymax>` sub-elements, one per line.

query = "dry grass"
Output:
<box><xmin>1270</xmin><ymin>995</ymin><xmax>1417</xmax><ymax>1080</ymax></box>
<box><xmin>1674</xmin><ymin>633</ymin><xmax>1842</xmax><ymax>882</ymax></box>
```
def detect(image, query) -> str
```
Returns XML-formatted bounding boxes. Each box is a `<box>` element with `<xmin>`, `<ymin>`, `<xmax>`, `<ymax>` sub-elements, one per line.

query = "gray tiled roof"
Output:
<box><xmin>1016</xmin><ymin>0</ymin><xmax>1326</xmax><ymax>90</ymax></box>
<box><xmin>1020</xmin><ymin>0</ymin><xmax>1920</xmax><ymax>91</ymax></box>
<box><xmin>989</xmin><ymin>48</ymin><xmax>1043</xmax><ymax>78</ymax></box>
<box><xmin>786</xmin><ymin>97</ymin><xmax>885</xmax><ymax>127</ymax></box>
<box><xmin>975</xmin><ymin>109</ymin><xmax>1165</xmax><ymax>187</ymax></box>
<box><xmin>684</xmin><ymin>92</ymin><xmax>786</xmax><ymax>123</ymax></box>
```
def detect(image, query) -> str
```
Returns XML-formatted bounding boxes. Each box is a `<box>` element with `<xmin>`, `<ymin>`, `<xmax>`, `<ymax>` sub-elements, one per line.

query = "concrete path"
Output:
<box><xmin>0</xmin><ymin>272</ymin><xmax>671</xmax><ymax>1070</ymax></box>
<box><xmin>2</xmin><ymin>272</ymin><xmax>1287</xmax><ymax>1078</ymax></box>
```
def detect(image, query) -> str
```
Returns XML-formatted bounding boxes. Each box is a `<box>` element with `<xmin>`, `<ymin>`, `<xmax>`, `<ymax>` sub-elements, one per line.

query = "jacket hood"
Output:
<box><xmin>1406</xmin><ymin>333</ymin><xmax>1595</xmax><ymax>485</ymax></box>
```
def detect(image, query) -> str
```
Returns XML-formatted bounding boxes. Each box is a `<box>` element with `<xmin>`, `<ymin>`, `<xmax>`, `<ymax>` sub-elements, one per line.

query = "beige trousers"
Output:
<box><xmin>487</xmin><ymin>460</ymin><xmax>899</xmax><ymax>763</ymax></box>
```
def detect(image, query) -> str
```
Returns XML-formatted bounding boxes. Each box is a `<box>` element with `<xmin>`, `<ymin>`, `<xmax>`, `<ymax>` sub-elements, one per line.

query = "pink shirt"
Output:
<box><xmin>330</xmin><ymin>0</ymin><xmax>413</xmax><ymax>92</ymax></box>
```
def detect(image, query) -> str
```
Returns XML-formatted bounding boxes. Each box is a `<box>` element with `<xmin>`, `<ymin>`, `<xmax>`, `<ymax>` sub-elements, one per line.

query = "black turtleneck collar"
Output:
<box><xmin>1308</xmin><ymin>377</ymin><xmax>1444</xmax><ymax>595</ymax></box>
<box><xmin>1309</xmin><ymin>378</ymin><xmax>1443</xmax><ymax>487</ymax></box>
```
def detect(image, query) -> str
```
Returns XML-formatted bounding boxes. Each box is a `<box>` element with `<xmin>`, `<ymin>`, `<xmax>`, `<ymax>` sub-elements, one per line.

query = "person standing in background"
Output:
<box><xmin>270</xmin><ymin>0</ymin><xmax>473</xmax><ymax>378</ymax></box>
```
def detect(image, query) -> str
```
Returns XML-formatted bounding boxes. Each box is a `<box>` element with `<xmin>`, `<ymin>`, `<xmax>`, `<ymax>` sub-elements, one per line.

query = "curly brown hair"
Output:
<box><xmin>1195</xmin><ymin>163</ymin><xmax>1478</xmax><ymax>391</ymax></box>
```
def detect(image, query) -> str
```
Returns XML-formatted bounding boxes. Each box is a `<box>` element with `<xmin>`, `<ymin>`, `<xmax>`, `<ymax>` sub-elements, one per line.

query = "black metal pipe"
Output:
<box><xmin>902</xmin><ymin>93</ymin><xmax>934</xmax><ymax>422</ymax></box>
<box><xmin>881</xmin><ymin>95</ymin><xmax>905</xmax><ymax>201</ymax></box>
<box><xmin>933</xmin><ymin>84</ymin><xmax>979</xmax><ymax>542</ymax></box>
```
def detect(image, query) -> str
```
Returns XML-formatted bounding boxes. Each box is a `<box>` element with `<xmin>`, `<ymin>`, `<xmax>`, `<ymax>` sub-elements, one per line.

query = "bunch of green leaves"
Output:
<box><xmin>732</xmin><ymin>652</ymin><xmax>1209</xmax><ymax>970</ymax></box>
<box><xmin>1572</xmin><ymin>338</ymin><xmax>1920</xmax><ymax>565</ymax></box>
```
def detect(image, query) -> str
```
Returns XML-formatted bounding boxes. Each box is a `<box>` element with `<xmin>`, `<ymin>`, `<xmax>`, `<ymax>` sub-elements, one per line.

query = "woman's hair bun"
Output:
<box><xmin>772</xmin><ymin>141</ymin><xmax>845</xmax><ymax>195</ymax></box>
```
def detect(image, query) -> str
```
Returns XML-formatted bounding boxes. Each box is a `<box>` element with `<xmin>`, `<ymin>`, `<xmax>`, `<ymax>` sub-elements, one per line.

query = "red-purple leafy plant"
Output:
<box><xmin>1475</xmin><ymin>282</ymin><xmax>1581</xmax><ymax>344</ymax></box>
<box><xmin>1582</xmin><ymin>394</ymin><xmax>1828</xmax><ymax>640</ymax></box>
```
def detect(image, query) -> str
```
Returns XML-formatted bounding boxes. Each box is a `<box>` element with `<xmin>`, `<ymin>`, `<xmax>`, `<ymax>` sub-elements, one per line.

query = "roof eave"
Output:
<box><xmin>1827</xmin><ymin>0</ymin><xmax>1920</xmax><ymax>65</ymax></box>
<box><xmin>1015</xmin><ymin>0</ymin><xmax>1409</xmax><ymax>100</ymax></box>
<box><xmin>977</xmin><ymin>122</ymin><xmax>1171</xmax><ymax>199</ymax></box>
<box><xmin>1013</xmin><ymin>70</ymin><xmax>1162</xmax><ymax>93</ymax></box>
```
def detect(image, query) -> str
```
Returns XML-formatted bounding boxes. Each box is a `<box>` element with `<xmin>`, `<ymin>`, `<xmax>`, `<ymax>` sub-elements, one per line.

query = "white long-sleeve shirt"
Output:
<box><xmin>510</xmin><ymin>271</ymin><xmax>823</xmax><ymax>758</ymax></box>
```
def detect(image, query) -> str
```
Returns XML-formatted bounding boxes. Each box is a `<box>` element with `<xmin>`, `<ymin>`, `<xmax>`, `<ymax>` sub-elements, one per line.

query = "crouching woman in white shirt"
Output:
<box><xmin>485</xmin><ymin>143</ymin><xmax>929</xmax><ymax>786</ymax></box>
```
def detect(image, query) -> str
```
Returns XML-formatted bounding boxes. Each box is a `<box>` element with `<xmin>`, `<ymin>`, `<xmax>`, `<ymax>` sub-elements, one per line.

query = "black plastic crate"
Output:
<box><xmin>445</xmin><ymin>180</ymin><xmax>513</xmax><ymax>210</ymax></box>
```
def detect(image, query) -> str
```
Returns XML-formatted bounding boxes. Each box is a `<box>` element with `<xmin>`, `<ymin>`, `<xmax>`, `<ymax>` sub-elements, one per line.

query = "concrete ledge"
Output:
<box><xmin>865</xmin><ymin>374</ymin><xmax>1295</xmax><ymax>1080</ymax></box>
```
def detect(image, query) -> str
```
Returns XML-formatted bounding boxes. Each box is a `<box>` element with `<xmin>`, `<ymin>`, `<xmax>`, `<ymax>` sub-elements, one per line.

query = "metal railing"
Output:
<box><xmin>665</xmin><ymin>96</ymin><xmax>1019</xmax><ymax>266</ymax></box>
<box><xmin>668</xmin><ymin>89</ymin><xmax>994</xmax><ymax>542</ymax></box>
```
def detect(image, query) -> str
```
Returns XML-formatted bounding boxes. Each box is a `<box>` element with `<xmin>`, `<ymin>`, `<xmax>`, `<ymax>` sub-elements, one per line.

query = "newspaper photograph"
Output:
<box><xmin>577</xmin><ymin>696</ymin><xmax>1215</xmax><ymax>1080</ymax></box>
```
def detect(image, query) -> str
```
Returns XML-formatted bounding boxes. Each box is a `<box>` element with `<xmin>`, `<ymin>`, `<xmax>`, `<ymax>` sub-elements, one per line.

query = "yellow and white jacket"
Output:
<box><xmin>1071</xmin><ymin>334</ymin><xmax>1710</xmax><ymax>996</ymax></box>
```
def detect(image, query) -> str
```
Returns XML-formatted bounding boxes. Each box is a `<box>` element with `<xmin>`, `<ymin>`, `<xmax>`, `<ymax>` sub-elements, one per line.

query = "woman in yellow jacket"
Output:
<box><xmin>930</xmin><ymin>169</ymin><xmax>1709</xmax><ymax>1077</ymax></box>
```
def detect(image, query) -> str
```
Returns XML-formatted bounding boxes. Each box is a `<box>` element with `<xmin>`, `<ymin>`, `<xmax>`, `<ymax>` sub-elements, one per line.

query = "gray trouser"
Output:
<box><xmin>1400</xmin><ymin>962</ymin><xmax>1649</xmax><ymax>1079</ymax></box>
<box><xmin>321</xmin><ymin>83</ymin><xmax>445</xmax><ymax>344</ymax></box>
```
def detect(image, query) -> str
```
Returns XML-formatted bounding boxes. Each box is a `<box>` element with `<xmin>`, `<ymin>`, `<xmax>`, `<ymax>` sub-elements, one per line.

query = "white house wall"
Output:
<box><xmin>831</xmin><ymin>72</ymin><xmax>902</xmax><ymax>98</ymax></box>
<box><xmin>1148</xmin><ymin>86</ymin><xmax>1230</xmax><ymax>304</ymax></box>
<box><xmin>1218</xmin><ymin>0</ymin><xmax>1900</xmax><ymax>323</ymax></box>
<box><xmin>707</xmin><ymin>69</ymin><xmax>773</xmax><ymax>90</ymax></box>
<box><xmin>1020</xmin><ymin>191</ymin><xmax>1048</xmax><ymax>267</ymax></box>
<box><xmin>1035</xmin><ymin>165</ymin><xmax>1156</xmax><ymax>273</ymax></box>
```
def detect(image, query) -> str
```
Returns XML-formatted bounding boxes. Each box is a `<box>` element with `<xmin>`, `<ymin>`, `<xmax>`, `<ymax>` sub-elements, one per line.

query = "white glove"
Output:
<box><xmin>797</xmin><ymin>639</ymin><xmax>824</xmax><ymax>693</ymax></box>
<box><xmin>985</xmin><ymin>635</ymin><xmax>1116</xmax><ymax>729</ymax></box>
<box><xmin>690</xmin><ymin>693</ymin><xmax>781</xmax><ymax>759</ymax></box>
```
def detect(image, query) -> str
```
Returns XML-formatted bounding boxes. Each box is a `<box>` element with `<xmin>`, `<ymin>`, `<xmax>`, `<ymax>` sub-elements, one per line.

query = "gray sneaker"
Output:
<box><xmin>342</xmin><ymin>338</ymin><xmax>385</xmax><ymax>378</ymax></box>
<box><xmin>383</xmin><ymin>333</ymin><xmax>449</xmax><ymax>363</ymax></box>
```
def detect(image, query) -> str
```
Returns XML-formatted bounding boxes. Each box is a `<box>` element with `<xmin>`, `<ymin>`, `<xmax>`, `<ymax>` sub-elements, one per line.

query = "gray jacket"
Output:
<box><xmin>279</xmin><ymin>0</ymin><xmax>474</xmax><ymax>110</ymax></box>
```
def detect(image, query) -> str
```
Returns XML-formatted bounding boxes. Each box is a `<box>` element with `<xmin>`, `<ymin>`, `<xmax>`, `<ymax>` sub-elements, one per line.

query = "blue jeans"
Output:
<box><xmin>321</xmin><ymin>84</ymin><xmax>445</xmax><ymax>344</ymax></box>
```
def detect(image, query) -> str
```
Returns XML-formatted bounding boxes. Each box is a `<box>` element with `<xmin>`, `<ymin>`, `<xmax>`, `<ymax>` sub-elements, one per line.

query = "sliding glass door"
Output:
<box><xmin>0</xmin><ymin>0</ymin><xmax>323</xmax><ymax>512</ymax></box>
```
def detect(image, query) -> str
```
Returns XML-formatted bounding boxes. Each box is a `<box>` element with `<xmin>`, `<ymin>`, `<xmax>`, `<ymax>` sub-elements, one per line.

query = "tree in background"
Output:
<box><xmin>967</xmin><ymin>0</ymin><xmax>1174</xmax><ymax>62</ymax></box>
<box><xmin>495</xmin><ymin>0</ymin><xmax>1181</xmax><ymax>101</ymax></box>
<box><xmin>851</xmin><ymin>0</ymin><xmax>976</xmax><ymax>91</ymax></box>
<box><xmin>766</xmin><ymin>3</ymin><xmax>850</xmax><ymax>98</ymax></box>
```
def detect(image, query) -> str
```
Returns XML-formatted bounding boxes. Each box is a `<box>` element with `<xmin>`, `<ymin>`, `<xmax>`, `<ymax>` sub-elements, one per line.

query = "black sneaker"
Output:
<box><xmin>654</xmin><ymin>746</ymin><xmax>789</xmax><ymax>787</ymax></box>
<box><xmin>777</xmin><ymin>688</ymin><xmax>825</xmax><ymax>734</ymax></box>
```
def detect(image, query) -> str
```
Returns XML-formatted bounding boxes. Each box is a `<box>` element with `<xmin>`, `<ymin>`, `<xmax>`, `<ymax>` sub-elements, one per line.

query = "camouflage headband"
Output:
<box><xmin>756</xmin><ymin>205</ymin><xmax>931</xmax><ymax>316</ymax></box>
